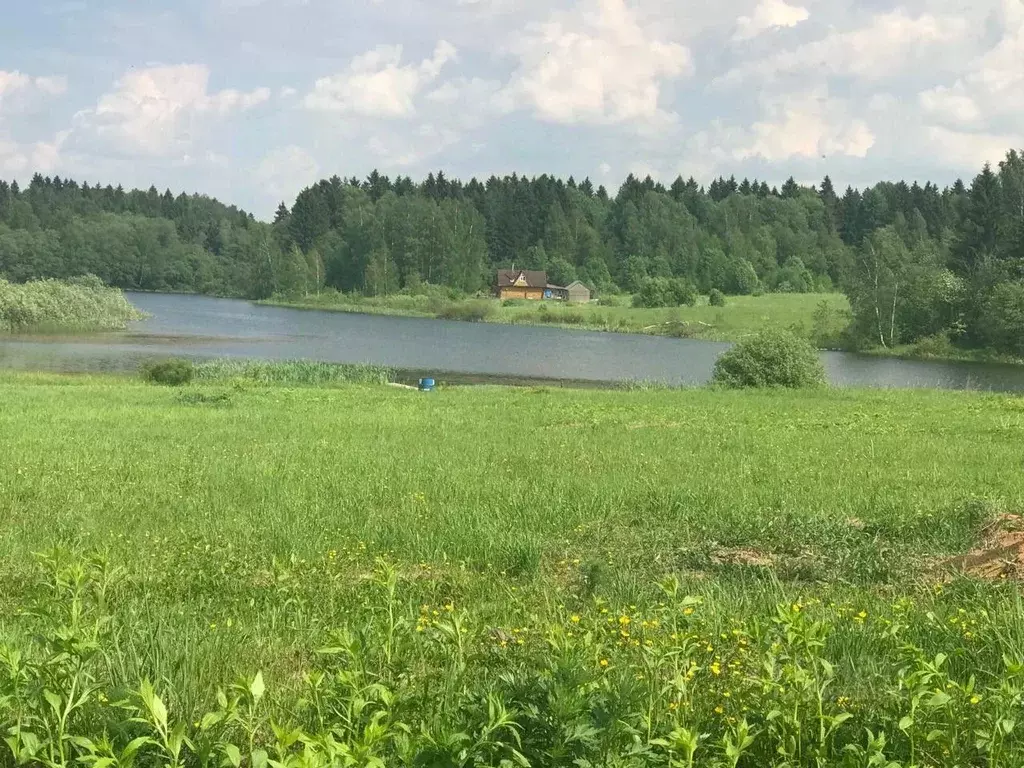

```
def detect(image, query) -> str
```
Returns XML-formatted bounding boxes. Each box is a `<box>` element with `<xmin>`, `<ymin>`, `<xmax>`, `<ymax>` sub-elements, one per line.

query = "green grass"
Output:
<box><xmin>2</xmin><ymin>373</ymin><xmax>1024</xmax><ymax>765</ymax></box>
<box><xmin>266</xmin><ymin>291</ymin><xmax>851</xmax><ymax>344</ymax></box>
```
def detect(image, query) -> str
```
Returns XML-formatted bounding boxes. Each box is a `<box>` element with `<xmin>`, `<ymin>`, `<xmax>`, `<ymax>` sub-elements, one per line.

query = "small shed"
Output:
<box><xmin>566</xmin><ymin>281</ymin><xmax>591</xmax><ymax>303</ymax></box>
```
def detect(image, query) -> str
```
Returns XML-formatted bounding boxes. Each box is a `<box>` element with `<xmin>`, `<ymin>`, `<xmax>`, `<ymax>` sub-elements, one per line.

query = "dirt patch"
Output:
<box><xmin>944</xmin><ymin>514</ymin><xmax>1024</xmax><ymax>580</ymax></box>
<box><xmin>710</xmin><ymin>548</ymin><xmax>776</xmax><ymax>568</ymax></box>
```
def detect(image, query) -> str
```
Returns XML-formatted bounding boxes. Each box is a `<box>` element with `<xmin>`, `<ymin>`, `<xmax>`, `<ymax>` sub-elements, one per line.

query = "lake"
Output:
<box><xmin>2</xmin><ymin>292</ymin><xmax>1024</xmax><ymax>391</ymax></box>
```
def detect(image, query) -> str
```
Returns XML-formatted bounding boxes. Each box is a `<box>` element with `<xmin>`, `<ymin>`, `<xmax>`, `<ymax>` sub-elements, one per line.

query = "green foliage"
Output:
<box><xmin>978</xmin><ymin>281</ymin><xmax>1024</xmax><ymax>356</ymax></box>
<box><xmin>730</xmin><ymin>259</ymin><xmax>760</xmax><ymax>296</ymax></box>
<box><xmin>436</xmin><ymin>300</ymin><xmax>495</xmax><ymax>322</ymax></box>
<box><xmin>633</xmin><ymin>277</ymin><xmax>698</xmax><ymax>308</ymax></box>
<box><xmin>0</xmin><ymin>276</ymin><xmax>143</xmax><ymax>332</ymax></box>
<box><xmin>709</xmin><ymin>288</ymin><xmax>726</xmax><ymax>307</ymax></box>
<box><xmin>712</xmin><ymin>329</ymin><xmax>826</xmax><ymax>388</ymax></box>
<box><xmin>141</xmin><ymin>358</ymin><xmax>195</xmax><ymax>386</ymax></box>
<box><xmin>908</xmin><ymin>332</ymin><xmax>957</xmax><ymax>359</ymax></box>
<box><xmin>536</xmin><ymin>303</ymin><xmax>586</xmax><ymax>325</ymax></box>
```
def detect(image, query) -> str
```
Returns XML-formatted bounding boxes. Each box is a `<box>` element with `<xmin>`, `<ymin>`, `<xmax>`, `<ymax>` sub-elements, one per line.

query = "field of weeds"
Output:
<box><xmin>2</xmin><ymin>374</ymin><xmax>1024</xmax><ymax>765</ymax></box>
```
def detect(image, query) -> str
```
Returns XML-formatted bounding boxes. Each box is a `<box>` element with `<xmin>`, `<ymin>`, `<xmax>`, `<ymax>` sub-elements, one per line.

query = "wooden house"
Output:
<box><xmin>495</xmin><ymin>270</ymin><xmax>549</xmax><ymax>300</ymax></box>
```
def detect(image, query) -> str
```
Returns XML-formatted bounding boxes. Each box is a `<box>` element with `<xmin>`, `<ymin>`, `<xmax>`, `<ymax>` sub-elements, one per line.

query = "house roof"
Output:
<box><xmin>566</xmin><ymin>281</ymin><xmax>589</xmax><ymax>290</ymax></box>
<box><xmin>546</xmin><ymin>284</ymin><xmax>568</xmax><ymax>291</ymax></box>
<box><xmin>496</xmin><ymin>269</ymin><xmax>547</xmax><ymax>288</ymax></box>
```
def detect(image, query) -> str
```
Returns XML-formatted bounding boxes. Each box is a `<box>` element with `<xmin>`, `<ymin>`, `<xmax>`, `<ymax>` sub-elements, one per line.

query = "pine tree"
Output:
<box><xmin>819</xmin><ymin>176</ymin><xmax>839</xmax><ymax>234</ymax></box>
<box><xmin>952</xmin><ymin>164</ymin><xmax>1001</xmax><ymax>276</ymax></box>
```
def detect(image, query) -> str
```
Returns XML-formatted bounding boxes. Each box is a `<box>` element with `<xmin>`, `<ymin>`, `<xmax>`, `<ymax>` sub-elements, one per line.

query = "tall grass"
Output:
<box><xmin>0</xmin><ymin>275</ymin><xmax>143</xmax><ymax>332</ymax></box>
<box><xmin>193</xmin><ymin>358</ymin><xmax>394</xmax><ymax>386</ymax></box>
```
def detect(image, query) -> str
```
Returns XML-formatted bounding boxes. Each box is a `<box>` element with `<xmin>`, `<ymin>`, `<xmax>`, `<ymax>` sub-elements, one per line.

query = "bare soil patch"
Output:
<box><xmin>944</xmin><ymin>514</ymin><xmax>1024</xmax><ymax>580</ymax></box>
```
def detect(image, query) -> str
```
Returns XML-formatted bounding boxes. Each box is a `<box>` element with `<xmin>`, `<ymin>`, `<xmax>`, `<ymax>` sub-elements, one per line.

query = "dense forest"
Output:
<box><xmin>2</xmin><ymin>148</ymin><xmax>1023</xmax><ymax>354</ymax></box>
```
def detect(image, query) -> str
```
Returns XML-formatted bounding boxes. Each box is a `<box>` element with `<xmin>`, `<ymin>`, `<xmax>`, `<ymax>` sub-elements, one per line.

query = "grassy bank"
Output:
<box><xmin>266</xmin><ymin>291</ymin><xmax>851</xmax><ymax>344</ymax></box>
<box><xmin>2</xmin><ymin>374</ymin><xmax>1024</xmax><ymax>764</ymax></box>
<box><xmin>0</xmin><ymin>276</ymin><xmax>144</xmax><ymax>333</ymax></box>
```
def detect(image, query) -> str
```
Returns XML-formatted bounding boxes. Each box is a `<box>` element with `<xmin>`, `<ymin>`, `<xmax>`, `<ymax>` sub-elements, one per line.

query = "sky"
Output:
<box><xmin>1</xmin><ymin>0</ymin><xmax>1022</xmax><ymax>218</ymax></box>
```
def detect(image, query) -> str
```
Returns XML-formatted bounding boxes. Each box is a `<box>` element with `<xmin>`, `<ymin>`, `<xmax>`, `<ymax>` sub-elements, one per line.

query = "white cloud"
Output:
<box><xmin>501</xmin><ymin>0</ymin><xmax>693</xmax><ymax>126</ymax></box>
<box><xmin>74</xmin><ymin>64</ymin><xmax>270</xmax><ymax>154</ymax></box>
<box><xmin>921</xmin><ymin>125</ymin><xmax>1021</xmax><ymax>169</ymax></box>
<box><xmin>367</xmin><ymin>123</ymin><xmax>462</xmax><ymax>167</ymax></box>
<box><xmin>0</xmin><ymin>71</ymin><xmax>68</xmax><ymax>111</ymax></box>
<box><xmin>718</xmin><ymin>9</ymin><xmax>971</xmax><ymax>86</ymax></box>
<box><xmin>0</xmin><ymin>134</ymin><xmax>67</xmax><ymax>176</ymax></box>
<box><xmin>256</xmin><ymin>145</ymin><xmax>320</xmax><ymax>202</ymax></box>
<box><xmin>733</xmin><ymin>0</ymin><xmax>810</xmax><ymax>42</ymax></box>
<box><xmin>0</xmin><ymin>71</ymin><xmax>69</xmax><ymax>176</ymax></box>
<box><xmin>304</xmin><ymin>41</ymin><xmax>457</xmax><ymax>117</ymax></box>
<box><xmin>0</xmin><ymin>71</ymin><xmax>32</xmax><ymax>103</ymax></box>
<box><xmin>729</xmin><ymin>90</ymin><xmax>875</xmax><ymax>161</ymax></box>
<box><xmin>918</xmin><ymin>0</ymin><xmax>1024</xmax><ymax>128</ymax></box>
<box><xmin>34</xmin><ymin>76</ymin><xmax>69</xmax><ymax>96</ymax></box>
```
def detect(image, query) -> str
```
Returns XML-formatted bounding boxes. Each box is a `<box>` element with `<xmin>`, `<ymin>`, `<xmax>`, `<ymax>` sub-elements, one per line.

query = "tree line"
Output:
<box><xmin>1</xmin><ymin>149</ymin><xmax>1023</xmax><ymax>354</ymax></box>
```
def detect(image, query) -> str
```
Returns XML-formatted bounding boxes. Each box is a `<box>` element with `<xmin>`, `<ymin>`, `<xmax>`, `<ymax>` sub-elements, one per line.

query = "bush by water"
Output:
<box><xmin>713</xmin><ymin>328</ymin><xmax>826</xmax><ymax>388</ymax></box>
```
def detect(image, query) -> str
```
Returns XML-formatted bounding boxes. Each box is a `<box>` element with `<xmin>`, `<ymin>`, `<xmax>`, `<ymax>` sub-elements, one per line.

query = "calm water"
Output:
<box><xmin>2</xmin><ymin>292</ymin><xmax>1024</xmax><ymax>391</ymax></box>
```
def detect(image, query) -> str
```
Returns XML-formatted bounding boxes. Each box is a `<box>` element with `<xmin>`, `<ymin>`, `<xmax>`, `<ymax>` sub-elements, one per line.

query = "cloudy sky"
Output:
<box><xmin>1</xmin><ymin>0</ymin><xmax>1022</xmax><ymax>217</ymax></box>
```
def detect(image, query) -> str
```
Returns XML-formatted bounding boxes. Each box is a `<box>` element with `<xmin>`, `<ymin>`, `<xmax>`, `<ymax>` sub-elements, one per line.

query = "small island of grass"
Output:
<box><xmin>0</xmin><ymin>276</ymin><xmax>144</xmax><ymax>333</ymax></box>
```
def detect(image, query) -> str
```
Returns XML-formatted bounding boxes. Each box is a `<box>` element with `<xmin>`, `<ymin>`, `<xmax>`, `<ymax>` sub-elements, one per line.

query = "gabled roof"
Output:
<box><xmin>496</xmin><ymin>269</ymin><xmax>548</xmax><ymax>288</ymax></box>
<box><xmin>566</xmin><ymin>281</ymin><xmax>589</xmax><ymax>289</ymax></box>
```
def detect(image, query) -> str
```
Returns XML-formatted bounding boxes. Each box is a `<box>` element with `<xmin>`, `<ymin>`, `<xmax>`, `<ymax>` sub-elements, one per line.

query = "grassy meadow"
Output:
<box><xmin>3</xmin><ymin>372</ymin><xmax>1024</xmax><ymax>765</ymax></box>
<box><xmin>266</xmin><ymin>291</ymin><xmax>851</xmax><ymax>344</ymax></box>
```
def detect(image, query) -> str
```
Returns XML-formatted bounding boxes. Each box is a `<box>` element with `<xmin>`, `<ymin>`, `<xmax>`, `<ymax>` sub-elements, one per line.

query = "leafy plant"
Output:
<box><xmin>712</xmin><ymin>329</ymin><xmax>826</xmax><ymax>388</ymax></box>
<box><xmin>141</xmin><ymin>358</ymin><xmax>195</xmax><ymax>386</ymax></box>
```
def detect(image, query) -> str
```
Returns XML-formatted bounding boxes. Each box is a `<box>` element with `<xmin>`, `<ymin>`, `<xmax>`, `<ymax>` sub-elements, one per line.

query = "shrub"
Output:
<box><xmin>632</xmin><ymin>277</ymin><xmax>698</xmax><ymax>308</ymax></box>
<box><xmin>536</xmin><ymin>305</ymin><xmax>586</xmax><ymax>325</ymax></box>
<box><xmin>712</xmin><ymin>329</ymin><xmax>826</xmax><ymax>389</ymax></box>
<box><xmin>709</xmin><ymin>289</ymin><xmax>726</xmax><ymax>307</ymax></box>
<box><xmin>141</xmin><ymin>358</ymin><xmax>195</xmax><ymax>386</ymax></box>
<box><xmin>910</xmin><ymin>332</ymin><xmax>956</xmax><ymax>359</ymax></box>
<box><xmin>436</xmin><ymin>300</ymin><xmax>495</xmax><ymax>322</ymax></box>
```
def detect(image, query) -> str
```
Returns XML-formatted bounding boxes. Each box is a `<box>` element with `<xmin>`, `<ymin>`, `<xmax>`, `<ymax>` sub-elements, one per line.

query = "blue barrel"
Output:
<box><xmin>418</xmin><ymin>377</ymin><xmax>435</xmax><ymax>391</ymax></box>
